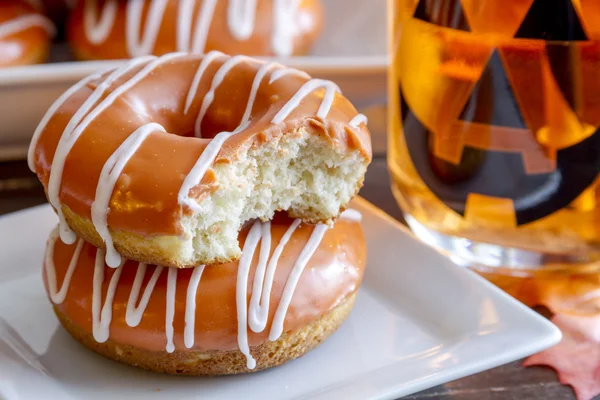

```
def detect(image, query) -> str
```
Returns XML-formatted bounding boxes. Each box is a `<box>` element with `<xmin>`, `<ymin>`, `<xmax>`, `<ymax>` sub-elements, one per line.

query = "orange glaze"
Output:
<box><xmin>44</xmin><ymin>216</ymin><xmax>366</xmax><ymax>352</ymax></box>
<box><xmin>30</xmin><ymin>54</ymin><xmax>372</xmax><ymax>236</ymax></box>
<box><xmin>0</xmin><ymin>0</ymin><xmax>54</xmax><ymax>67</ymax></box>
<box><xmin>67</xmin><ymin>0</ymin><xmax>323</xmax><ymax>60</ymax></box>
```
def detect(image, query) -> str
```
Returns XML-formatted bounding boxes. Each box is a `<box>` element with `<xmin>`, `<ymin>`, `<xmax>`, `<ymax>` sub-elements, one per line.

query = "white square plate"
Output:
<box><xmin>0</xmin><ymin>0</ymin><xmax>388</xmax><ymax>159</ymax></box>
<box><xmin>0</xmin><ymin>198</ymin><xmax>560</xmax><ymax>400</ymax></box>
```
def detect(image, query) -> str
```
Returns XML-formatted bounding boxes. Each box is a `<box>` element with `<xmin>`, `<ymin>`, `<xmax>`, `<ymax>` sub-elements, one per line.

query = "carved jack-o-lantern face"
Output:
<box><xmin>399</xmin><ymin>0</ymin><xmax>600</xmax><ymax>225</ymax></box>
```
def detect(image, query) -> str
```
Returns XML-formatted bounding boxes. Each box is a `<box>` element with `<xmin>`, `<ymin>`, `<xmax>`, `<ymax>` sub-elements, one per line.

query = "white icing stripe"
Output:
<box><xmin>165</xmin><ymin>267</ymin><xmax>178</xmax><ymax>353</ymax></box>
<box><xmin>268</xmin><ymin>67</ymin><xmax>310</xmax><ymax>84</ymax></box>
<box><xmin>92</xmin><ymin>249</ymin><xmax>123</xmax><ymax>343</ymax></box>
<box><xmin>82</xmin><ymin>0</ymin><xmax>301</xmax><ymax>56</ymax></box>
<box><xmin>126</xmin><ymin>263</ymin><xmax>164</xmax><ymax>327</ymax></box>
<box><xmin>184</xmin><ymin>265</ymin><xmax>206</xmax><ymax>349</ymax></box>
<box><xmin>178</xmin><ymin>130</ymin><xmax>238</xmax><ymax>212</ymax></box>
<box><xmin>126</xmin><ymin>0</ymin><xmax>169</xmax><ymax>57</ymax></box>
<box><xmin>28</xmin><ymin>71</ymin><xmax>104</xmax><ymax>172</ymax></box>
<box><xmin>240</xmin><ymin>62</ymin><xmax>283</xmax><ymax>126</ymax></box>
<box><xmin>236</xmin><ymin>220</ymin><xmax>262</xmax><ymax>370</ymax></box>
<box><xmin>84</xmin><ymin>0</ymin><xmax>117</xmax><ymax>44</ymax></box>
<box><xmin>91</xmin><ymin>122</ymin><xmax>166</xmax><ymax>268</ymax></box>
<box><xmin>248</xmin><ymin>218</ymin><xmax>300</xmax><ymax>333</ymax></box>
<box><xmin>47</xmin><ymin>56</ymin><xmax>156</xmax><ymax>245</ymax></box>
<box><xmin>183</xmin><ymin>50</ymin><xmax>224</xmax><ymax>115</ymax></box>
<box><xmin>44</xmin><ymin>228</ymin><xmax>84</xmax><ymax>305</ymax></box>
<box><xmin>189</xmin><ymin>0</ymin><xmax>218</xmax><ymax>53</ymax></box>
<box><xmin>339</xmin><ymin>208</ymin><xmax>362</xmax><ymax>222</ymax></box>
<box><xmin>0</xmin><ymin>14</ymin><xmax>55</xmax><ymax>40</ymax></box>
<box><xmin>228</xmin><ymin>0</ymin><xmax>257</xmax><ymax>40</ymax></box>
<box><xmin>176</xmin><ymin>0</ymin><xmax>194</xmax><ymax>52</ymax></box>
<box><xmin>48</xmin><ymin>53</ymin><xmax>184</xmax><ymax>245</ymax></box>
<box><xmin>269</xmin><ymin>223</ymin><xmax>328</xmax><ymax>341</ymax></box>
<box><xmin>349</xmin><ymin>114</ymin><xmax>368</xmax><ymax>128</ymax></box>
<box><xmin>272</xmin><ymin>0</ymin><xmax>301</xmax><ymax>56</ymax></box>
<box><xmin>178</xmin><ymin>55</ymin><xmax>263</xmax><ymax>212</ymax></box>
<box><xmin>195</xmin><ymin>54</ymin><xmax>256</xmax><ymax>137</ymax></box>
<box><xmin>271</xmin><ymin>79</ymin><xmax>341</xmax><ymax>124</ymax></box>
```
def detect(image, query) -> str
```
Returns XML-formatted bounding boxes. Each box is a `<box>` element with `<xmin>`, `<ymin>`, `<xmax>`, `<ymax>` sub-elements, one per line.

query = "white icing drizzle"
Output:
<box><xmin>47</xmin><ymin>56</ymin><xmax>156</xmax><ymax>245</ymax></box>
<box><xmin>44</xmin><ymin>228</ymin><xmax>84</xmax><ymax>305</ymax></box>
<box><xmin>271</xmin><ymin>79</ymin><xmax>341</xmax><ymax>124</ymax></box>
<box><xmin>176</xmin><ymin>0</ymin><xmax>194</xmax><ymax>52</ymax></box>
<box><xmin>183</xmin><ymin>50</ymin><xmax>225</xmax><ymax>115</ymax></box>
<box><xmin>28</xmin><ymin>71</ymin><xmax>105</xmax><ymax>172</ymax></box>
<box><xmin>176</xmin><ymin>134</ymin><xmax>237</xmax><ymax>213</ymax></box>
<box><xmin>240</xmin><ymin>62</ymin><xmax>283</xmax><ymax>126</ymax></box>
<box><xmin>84</xmin><ymin>0</ymin><xmax>117</xmax><ymax>44</ymax></box>
<box><xmin>349</xmin><ymin>114</ymin><xmax>368</xmax><ymax>128</ymax></box>
<box><xmin>272</xmin><ymin>0</ymin><xmax>301</xmax><ymax>56</ymax></box>
<box><xmin>125</xmin><ymin>263</ymin><xmax>164</xmax><ymax>327</ymax></box>
<box><xmin>195</xmin><ymin>54</ymin><xmax>256</xmax><ymax>137</ymax></box>
<box><xmin>235</xmin><ymin>220</ymin><xmax>264</xmax><ymax>370</ymax></box>
<box><xmin>184</xmin><ymin>265</ymin><xmax>206</xmax><ymax>348</ymax></box>
<box><xmin>190</xmin><ymin>0</ymin><xmax>219</xmax><ymax>53</ymax></box>
<box><xmin>47</xmin><ymin>53</ymin><xmax>184</xmax><ymax>246</ymax></box>
<box><xmin>248</xmin><ymin>218</ymin><xmax>301</xmax><ymax>333</ymax></box>
<box><xmin>268</xmin><ymin>67</ymin><xmax>310</xmax><ymax>84</ymax></box>
<box><xmin>165</xmin><ymin>267</ymin><xmax>178</xmax><ymax>353</ymax></box>
<box><xmin>126</xmin><ymin>0</ymin><xmax>169</xmax><ymax>57</ymax></box>
<box><xmin>228</xmin><ymin>0</ymin><xmax>257</xmax><ymax>40</ymax></box>
<box><xmin>178</xmin><ymin>0</ymin><xmax>218</xmax><ymax>54</ymax></box>
<box><xmin>91</xmin><ymin>122</ymin><xmax>166</xmax><ymax>268</ymax></box>
<box><xmin>269</xmin><ymin>223</ymin><xmax>328</xmax><ymax>341</ymax></box>
<box><xmin>177</xmin><ymin>54</ymin><xmax>262</xmax><ymax>212</ymax></box>
<box><xmin>339</xmin><ymin>208</ymin><xmax>363</xmax><ymax>222</ymax></box>
<box><xmin>236</xmin><ymin>219</ymin><xmax>328</xmax><ymax>366</ymax></box>
<box><xmin>92</xmin><ymin>249</ymin><xmax>123</xmax><ymax>343</ymax></box>
<box><xmin>0</xmin><ymin>14</ymin><xmax>55</xmax><ymax>40</ymax></box>
<box><xmin>82</xmin><ymin>0</ymin><xmax>304</xmax><ymax>56</ymax></box>
<box><xmin>47</xmin><ymin>209</ymin><xmax>362</xmax><ymax>369</ymax></box>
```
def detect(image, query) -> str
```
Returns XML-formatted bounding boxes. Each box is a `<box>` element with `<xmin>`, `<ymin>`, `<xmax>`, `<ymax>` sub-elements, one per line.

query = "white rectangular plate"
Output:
<box><xmin>0</xmin><ymin>198</ymin><xmax>561</xmax><ymax>400</ymax></box>
<box><xmin>0</xmin><ymin>0</ymin><xmax>388</xmax><ymax>159</ymax></box>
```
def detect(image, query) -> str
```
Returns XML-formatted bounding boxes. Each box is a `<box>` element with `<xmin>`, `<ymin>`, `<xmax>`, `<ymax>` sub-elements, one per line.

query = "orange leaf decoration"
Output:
<box><xmin>523</xmin><ymin>313</ymin><xmax>600</xmax><ymax>400</ymax></box>
<box><xmin>480</xmin><ymin>269</ymin><xmax>600</xmax><ymax>399</ymax></box>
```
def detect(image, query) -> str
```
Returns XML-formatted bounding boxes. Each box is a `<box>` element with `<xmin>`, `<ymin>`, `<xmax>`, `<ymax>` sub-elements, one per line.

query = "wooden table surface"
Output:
<box><xmin>0</xmin><ymin>156</ymin><xmax>592</xmax><ymax>400</ymax></box>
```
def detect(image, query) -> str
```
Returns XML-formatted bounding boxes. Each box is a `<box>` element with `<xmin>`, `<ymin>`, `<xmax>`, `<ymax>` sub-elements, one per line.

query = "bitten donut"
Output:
<box><xmin>0</xmin><ymin>0</ymin><xmax>54</xmax><ymax>67</ymax></box>
<box><xmin>67</xmin><ymin>0</ymin><xmax>323</xmax><ymax>60</ymax></box>
<box><xmin>44</xmin><ymin>210</ymin><xmax>365</xmax><ymax>375</ymax></box>
<box><xmin>28</xmin><ymin>52</ymin><xmax>371</xmax><ymax>268</ymax></box>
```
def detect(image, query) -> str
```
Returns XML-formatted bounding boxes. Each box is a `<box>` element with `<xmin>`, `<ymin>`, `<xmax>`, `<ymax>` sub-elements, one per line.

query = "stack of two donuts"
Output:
<box><xmin>29</xmin><ymin>51</ymin><xmax>372</xmax><ymax>375</ymax></box>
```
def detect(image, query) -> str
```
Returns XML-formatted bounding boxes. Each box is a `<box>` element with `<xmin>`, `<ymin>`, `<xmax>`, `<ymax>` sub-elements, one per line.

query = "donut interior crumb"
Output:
<box><xmin>177</xmin><ymin>126</ymin><xmax>367</xmax><ymax>265</ymax></box>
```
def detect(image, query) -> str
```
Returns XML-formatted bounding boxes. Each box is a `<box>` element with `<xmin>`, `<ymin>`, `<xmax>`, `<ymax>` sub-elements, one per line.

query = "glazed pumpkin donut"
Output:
<box><xmin>44</xmin><ymin>210</ymin><xmax>366</xmax><ymax>375</ymax></box>
<box><xmin>0</xmin><ymin>0</ymin><xmax>55</xmax><ymax>67</ymax></box>
<box><xmin>28</xmin><ymin>52</ymin><xmax>371</xmax><ymax>268</ymax></box>
<box><xmin>67</xmin><ymin>0</ymin><xmax>323</xmax><ymax>60</ymax></box>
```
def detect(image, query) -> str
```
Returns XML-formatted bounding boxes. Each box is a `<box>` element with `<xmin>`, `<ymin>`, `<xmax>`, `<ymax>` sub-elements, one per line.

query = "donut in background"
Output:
<box><xmin>67</xmin><ymin>0</ymin><xmax>324</xmax><ymax>60</ymax></box>
<box><xmin>0</xmin><ymin>0</ymin><xmax>55</xmax><ymax>66</ymax></box>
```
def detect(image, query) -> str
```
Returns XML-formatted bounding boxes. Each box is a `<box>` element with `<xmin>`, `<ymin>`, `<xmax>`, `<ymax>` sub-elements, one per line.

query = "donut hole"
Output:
<box><xmin>182</xmin><ymin>127</ymin><xmax>367</xmax><ymax>264</ymax></box>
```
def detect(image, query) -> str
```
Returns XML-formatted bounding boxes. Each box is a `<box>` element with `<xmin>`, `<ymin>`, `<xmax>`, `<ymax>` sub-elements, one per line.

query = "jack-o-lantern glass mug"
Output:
<box><xmin>389</xmin><ymin>0</ymin><xmax>600</xmax><ymax>274</ymax></box>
